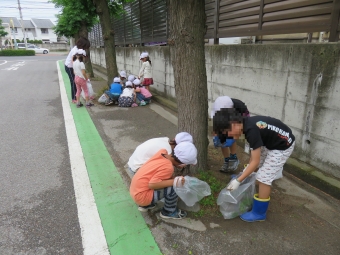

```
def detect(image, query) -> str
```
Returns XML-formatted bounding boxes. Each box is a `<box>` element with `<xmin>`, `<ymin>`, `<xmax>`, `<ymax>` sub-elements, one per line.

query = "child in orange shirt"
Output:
<box><xmin>130</xmin><ymin>142</ymin><xmax>197</xmax><ymax>219</ymax></box>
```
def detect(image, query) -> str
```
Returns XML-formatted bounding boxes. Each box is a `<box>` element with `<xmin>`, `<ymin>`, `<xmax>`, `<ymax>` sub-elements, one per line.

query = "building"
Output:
<box><xmin>0</xmin><ymin>17</ymin><xmax>57</xmax><ymax>44</ymax></box>
<box><xmin>31</xmin><ymin>18</ymin><xmax>57</xmax><ymax>43</ymax></box>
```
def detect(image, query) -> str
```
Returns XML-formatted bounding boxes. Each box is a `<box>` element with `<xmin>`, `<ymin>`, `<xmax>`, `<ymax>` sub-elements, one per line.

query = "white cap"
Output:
<box><xmin>211</xmin><ymin>96</ymin><xmax>234</xmax><ymax>118</ymax></box>
<box><xmin>113</xmin><ymin>77</ymin><xmax>120</xmax><ymax>83</ymax></box>
<box><xmin>120</xmin><ymin>70</ymin><xmax>127</xmax><ymax>78</ymax></box>
<box><xmin>174</xmin><ymin>142</ymin><xmax>197</xmax><ymax>165</ymax></box>
<box><xmin>77</xmin><ymin>49</ymin><xmax>86</xmax><ymax>56</ymax></box>
<box><xmin>140</xmin><ymin>52</ymin><xmax>149</xmax><ymax>59</ymax></box>
<box><xmin>175</xmin><ymin>132</ymin><xmax>193</xmax><ymax>144</ymax></box>
<box><xmin>125</xmin><ymin>81</ymin><xmax>133</xmax><ymax>87</ymax></box>
<box><xmin>128</xmin><ymin>75</ymin><xmax>135</xmax><ymax>82</ymax></box>
<box><xmin>133</xmin><ymin>78</ymin><xmax>141</xmax><ymax>86</ymax></box>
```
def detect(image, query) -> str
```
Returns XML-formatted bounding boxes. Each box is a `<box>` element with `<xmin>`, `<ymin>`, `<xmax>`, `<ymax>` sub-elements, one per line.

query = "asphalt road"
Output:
<box><xmin>0</xmin><ymin>54</ymin><xmax>83</xmax><ymax>254</ymax></box>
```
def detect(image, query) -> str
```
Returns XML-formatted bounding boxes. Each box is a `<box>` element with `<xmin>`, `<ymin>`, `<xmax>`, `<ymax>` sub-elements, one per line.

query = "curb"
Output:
<box><xmin>91</xmin><ymin>64</ymin><xmax>340</xmax><ymax>201</ymax></box>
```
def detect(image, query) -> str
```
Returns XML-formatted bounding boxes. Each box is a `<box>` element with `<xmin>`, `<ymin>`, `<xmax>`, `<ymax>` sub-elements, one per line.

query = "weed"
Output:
<box><xmin>190</xmin><ymin>171</ymin><xmax>225</xmax><ymax>218</ymax></box>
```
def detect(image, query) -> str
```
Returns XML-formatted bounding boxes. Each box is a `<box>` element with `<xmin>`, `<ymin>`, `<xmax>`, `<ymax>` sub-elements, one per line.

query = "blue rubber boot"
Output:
<box><xmin>240</xmin><ymin>194</ymin><xmax>270</xmax><ymax>222</ymax></box>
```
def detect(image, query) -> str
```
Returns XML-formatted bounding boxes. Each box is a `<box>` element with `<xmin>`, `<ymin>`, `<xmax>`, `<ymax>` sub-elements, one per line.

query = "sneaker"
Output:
<box><xmin>219</xmin><ymin>161</ymin><xmax>229</xmax><ymax>173</ymax></box>
<box><xmin>105</xmin><ymin>100</ymin><xmax>114</xmax><ymax>106</ymax></box>
<box><xmin>138</xmin><ymin>204</ymin><xmax>156</xmax><ymax>212</ymax></box>
<box><xmin>227</xmin><ymin>158</ymin><xmax>240</xmax><ymax>171</ymax></box>
<box><xmin>140</xmin><ymin>100</ymin><xmax>146</xmax><ymax>106</ymax></box>
<box><xmin>86</xmin><ymin>103</ymin><xmax>94</xmax><ymax>108</ymax></box>
<box><xmin>160</xmin><ymin>209</ymin><xmax>187</xmax><ymax>220</ymax></box>
<box><xmin>72</xmin><ymin>100</ymin><xmax>77</xmax><ymax>104</ymax></box>
<box><xmin>76</xmin><ymin>103</ymin><xmax>83</xmax><ymax>108</ymax></box>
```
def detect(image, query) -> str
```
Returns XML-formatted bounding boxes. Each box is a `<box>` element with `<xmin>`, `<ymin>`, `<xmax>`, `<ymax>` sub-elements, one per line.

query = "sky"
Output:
<box><xmin>0</xmin><ymin>0</ymin><xmax>61</xmax><ymax>24</ymax></box>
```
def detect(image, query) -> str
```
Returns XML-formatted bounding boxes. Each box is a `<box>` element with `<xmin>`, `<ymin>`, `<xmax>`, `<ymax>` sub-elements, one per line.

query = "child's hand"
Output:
<box><xmin>174</xmin><ymin>176</ymin><xmax>185</xmax><ymax>187</ymax></box>
<box><xmin>227</xmin><ymin>178</ymin><xmax>240</xmax><ymax>191</ymax></box>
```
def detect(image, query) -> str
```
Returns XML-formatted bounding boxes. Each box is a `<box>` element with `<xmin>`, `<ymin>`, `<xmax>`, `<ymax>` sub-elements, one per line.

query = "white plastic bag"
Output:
<box><xmin>98</xmin><ymin>93</ymin><xmax>107</xmax><ymax>104</ymax></box>
<box><xmin>174</xmin><ymin>176</ymin><xmax>211</xmax><ymax>206</ymax></box>
<box><xmin>217</xmin><ymin>173</ymin><xmax>256</xmax><ymax>219</ymax></box>
<box><xmin>81</xmin><ymin>81</ymin><xmax>95</xmax><ymax>99</ymax></box>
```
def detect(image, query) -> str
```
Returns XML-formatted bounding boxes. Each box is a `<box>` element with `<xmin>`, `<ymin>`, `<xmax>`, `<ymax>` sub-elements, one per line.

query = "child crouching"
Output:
<box><xmin>133</xmin><ymin>79</ymin><xmax>152</xmax><ymax>106</ymax></box>
<box><xmin>130</xmin><ymin>142</ymin><xmax>197</xmax><ymax>219</ymax></box>
<box><xmin>118</xmin><ymin>81</ymin><xmax>135</xmax><ymax>107</ymax></box>
<box><xmin>104</xmin><ymin>77</ymin><xmax>122</xmax><ymax>106</ymax></box>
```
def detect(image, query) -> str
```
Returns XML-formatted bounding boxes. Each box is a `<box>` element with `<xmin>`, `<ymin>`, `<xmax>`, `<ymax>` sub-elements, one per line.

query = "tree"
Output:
<box><xmin>0</xmin><ymin>18</ymin><xmax>8</xmax><ymax>49</ymax></box>
<box><xmin>52</xmin><ymin>0</ymin><xmax>97</xmax><ymax>77</ymax></box>
<box><xmin>168</xmin><ymin>0</ymin><xmax>208</xmax><ymax>172</ymax></box>
<box><xmin>92</xmin><ymin>0</ymin><xmax>130</xmax><ymax>84</ymax></box>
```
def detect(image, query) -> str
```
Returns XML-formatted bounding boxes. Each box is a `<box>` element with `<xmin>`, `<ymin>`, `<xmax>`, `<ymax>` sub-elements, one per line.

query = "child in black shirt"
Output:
<box><xmin>213</xmin><ymin>109</ymin><xmax>295</xmax><ymax>222</ymax></box>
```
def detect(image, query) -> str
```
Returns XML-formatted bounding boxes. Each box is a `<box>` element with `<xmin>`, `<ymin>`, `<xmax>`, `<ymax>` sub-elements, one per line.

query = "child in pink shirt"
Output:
<box><xmin>133</xmin><ymin>79</ymin><xmax>152</xmax><ymax>106</ymax></box>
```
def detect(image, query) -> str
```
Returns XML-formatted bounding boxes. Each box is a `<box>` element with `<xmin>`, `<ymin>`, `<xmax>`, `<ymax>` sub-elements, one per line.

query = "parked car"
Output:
<box><xmin>17</xmin><ymin>43</ymin><xmax>34</xmax><ymax>49</ymax></box>
<box><xmin>27</xmin><ymin>45</ymin><xmax>49</xmax><ymax>54</ymax></box>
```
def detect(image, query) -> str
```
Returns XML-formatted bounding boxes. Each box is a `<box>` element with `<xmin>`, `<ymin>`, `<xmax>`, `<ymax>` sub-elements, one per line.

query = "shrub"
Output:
<box><xmin>0</xmin><ymin>49</ymin><xmax>35</xmax><ymax>56</ymax></box>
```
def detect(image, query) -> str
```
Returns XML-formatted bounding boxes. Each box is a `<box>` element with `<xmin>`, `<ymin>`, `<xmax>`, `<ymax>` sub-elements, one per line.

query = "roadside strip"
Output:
<box><xmin>57</xmin><ymin>61</ymin><xmax>161</xmax><ymax>255</ymax></box>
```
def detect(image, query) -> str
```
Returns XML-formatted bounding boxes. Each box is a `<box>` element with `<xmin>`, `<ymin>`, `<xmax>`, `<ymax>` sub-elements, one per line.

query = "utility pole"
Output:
<box><xmin>10</xmin><ymin>19</ymin><xmax>17</xmax><ymax>49</ymax></box>
<box><xmin>17</xmin><ymin>0</ymin><xmax>27</xmax><ymax>48</ymax></box>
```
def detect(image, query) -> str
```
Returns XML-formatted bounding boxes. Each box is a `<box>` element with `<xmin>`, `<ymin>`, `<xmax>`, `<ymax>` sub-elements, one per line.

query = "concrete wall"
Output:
<box><xmin>90</xmin><ymin>44</ymin><xmax>340</xmax><ymax>178</ymax></box>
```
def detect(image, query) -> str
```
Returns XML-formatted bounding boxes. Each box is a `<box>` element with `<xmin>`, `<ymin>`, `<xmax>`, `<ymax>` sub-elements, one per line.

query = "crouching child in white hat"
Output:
<box><xmin>118</xmin><ymin>81</ymin><xmax>135</xmax><ymax>107</ymax></box>
<box><xmin>130</xmin><ymin>141</ymin><xmax>197</xmax><ymax>219</ymax></box>
<box><xmin>133</xmin><ymin>78</ymin><xmax>152</xmax><ymax>106</ymax></box>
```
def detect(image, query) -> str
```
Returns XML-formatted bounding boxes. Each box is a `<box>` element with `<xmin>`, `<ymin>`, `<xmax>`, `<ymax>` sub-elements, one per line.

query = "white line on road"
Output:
<box><xmin>0</xmin><ymin>60</ymin><xmax>7</xmax><ymax>66</ymax></box>
<box><xmin>56</xmin><ymin>62</ymin><xmax>109</xmax><ymax>255</ymax></box>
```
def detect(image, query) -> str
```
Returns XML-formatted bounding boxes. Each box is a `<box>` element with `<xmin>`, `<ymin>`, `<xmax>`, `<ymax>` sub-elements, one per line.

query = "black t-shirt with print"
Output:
<box><xmin>243</xmin><ymin>116</ymin><xmax>295</xmax><ymax>151</ymax></box>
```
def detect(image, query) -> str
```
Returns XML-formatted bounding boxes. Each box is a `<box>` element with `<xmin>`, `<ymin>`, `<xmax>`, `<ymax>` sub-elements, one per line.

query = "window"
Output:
<box><xmin>11</xmin><ymin>27</ymin><xmax>18</xmax><ymax>33</ymax></box>
<box><xmin>28</xmin><ymin>45</ymin><xmax>34</xmax><ymax>48</ymax></box>
<box><xmin>25</xmin><ymin>28</ymin><xmax>31</xmax><ymax>31</ymax></box>
<box><xmin>41</xmin><ymin>28</ymin><xmax>48</xmax><ymax>34</ymax></box>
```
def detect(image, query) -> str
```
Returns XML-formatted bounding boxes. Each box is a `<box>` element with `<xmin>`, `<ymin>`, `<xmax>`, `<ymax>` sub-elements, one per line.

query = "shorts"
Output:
<box><xmin>104</xmin><ymin>91</ymin><xmax>120</xmax><ymax>101</ymax></box>
<box><xmin>256</xmin><ymin>142</ymin><xmax>295</xmax><ymax>185</ymax></box>
<box><xmin>142</xmin><ymin>78</ymin><xmax>153</xmax><ymax>86</ymax></box>
<box><xmin>118</xmin><ymin>96</ymin><xmax>133</xmax><ymax>107</ymax></box>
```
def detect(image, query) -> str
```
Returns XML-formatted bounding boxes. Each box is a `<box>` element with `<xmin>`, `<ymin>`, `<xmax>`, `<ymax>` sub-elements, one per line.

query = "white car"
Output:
<box><xmin>27</xmin><ymin>45</ymin><xmax>49</xmax><ymax>54</ymax></box>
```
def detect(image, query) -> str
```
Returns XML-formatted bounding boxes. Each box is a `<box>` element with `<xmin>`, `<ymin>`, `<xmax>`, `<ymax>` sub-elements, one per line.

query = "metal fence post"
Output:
<box><xmin>258</xmin><ymin>0</ymin><xmax>264</xmax><ymax>31</ymax></box>
<box><xmin>329</xmin><ymin>0</ymin><xmax>340</xmax><ymax>42</ymax></box>
<box><xmin>213</xmin><ymin>0</ymin><xmax>220</xmax><ymax>44</ymax></box>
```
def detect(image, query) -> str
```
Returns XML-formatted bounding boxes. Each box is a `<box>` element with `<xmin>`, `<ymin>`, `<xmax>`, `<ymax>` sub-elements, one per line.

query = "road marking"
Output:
<box><xmin>0</xmin><ymin>60</ymin><xmax>7</xmax><ymax>66</ymax></box>
<box><xmin>58</xmin><ymin>60</ymin><xmax>161</xmax><ymax>254</ymax></box>
<box><xmin>56</xmin><ymin>61</ymin><xmax>110</xmax><ymax>255</ymax></box>
<box><xmin>2</xmin><ymin>61</ymin><xmax>25</xmax><ymax>71</ymax></box>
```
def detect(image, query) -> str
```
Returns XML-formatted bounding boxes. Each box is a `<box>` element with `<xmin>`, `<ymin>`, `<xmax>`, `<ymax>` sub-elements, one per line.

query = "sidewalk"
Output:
<box><xmin>80</xmin><ymin>67</ymin><xmax>340</xmax><ymax>255</ymax></box>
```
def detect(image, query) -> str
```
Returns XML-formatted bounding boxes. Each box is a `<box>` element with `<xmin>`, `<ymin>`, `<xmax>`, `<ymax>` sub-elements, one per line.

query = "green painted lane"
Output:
<box><xmin>58</xmin><ymin>61</ymin><xmax>161</xmax><ymax>255</ymax></box>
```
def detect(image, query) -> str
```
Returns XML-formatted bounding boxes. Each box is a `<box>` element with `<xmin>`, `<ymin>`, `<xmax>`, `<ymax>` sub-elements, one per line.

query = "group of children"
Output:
<box><xmin>103</xmin><ymin>52</ymin><xmax>153</xmax><ymax>107</ymax></box>
<box><xmin>129</xmin><ymin>96</ymin><xmax>295</xmax><ymax>223</ymax></box>
<box><xmin>66</xmin><ymin>40</ymin><xmax>295</xmax><ymax>222</ymax></box>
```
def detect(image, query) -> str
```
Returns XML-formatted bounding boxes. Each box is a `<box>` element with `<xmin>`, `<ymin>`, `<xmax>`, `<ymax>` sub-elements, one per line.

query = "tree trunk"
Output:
<box><xmin>78</xmin><ymin>23</ymin><xmax>94</xmax><ymax>78</ymax></box>
<box><xmin>168</xmin><ymin>0</ymin><xmax>208</xmax><ymax>172</ymax></box>
<box><xmin>93</xmin><ymin>0</ymin><xmax>118</xmax><ymax>85</ymax></box>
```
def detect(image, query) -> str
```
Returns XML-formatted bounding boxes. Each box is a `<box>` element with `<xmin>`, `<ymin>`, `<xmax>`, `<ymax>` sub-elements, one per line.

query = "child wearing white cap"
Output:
<box><xmin>138</xmin><ymin>52</ymin><xmax>153</xmax><ymax>91</ymax></box>
<box><xmin>127</xmin><ymin>132</ymin><xmax>194</xmax><ymax>174</ymax></box>
<box><xmin>73</xmin><ymin>49</ymin><xmax>93</xmax><ymax>108</ymax></box>
<box><xmin>211</xmin><ymin>96</ymin><xmax>249</xmax><ymax>173</ymax></box>
<box><xmin>133</xmin><ymin>78</ymin><xmax>152</xmax><ymax>106</ymax></box>
<box><xmin>119</xmin><ymin>70</ymin><xmax>127</xmax><ymax>87</ymax></box>
<box><xmin>128</xmin><ymin>74</ymin><xmax>136</xmax><ymax>83</ymax></box>
<box><xmin>104</xmin><ymin>77</ymin><xmax>122</xmax><ymax>106</ymax></box>
<box><xmin>118</xmin><ymin>81</ymin><xmax>135</xmax><ymax>107</ymax></box>
<box><xmin>130</xmin><ymin>141</ymin><xmax>197</xmax><ymax>220</ymax></box>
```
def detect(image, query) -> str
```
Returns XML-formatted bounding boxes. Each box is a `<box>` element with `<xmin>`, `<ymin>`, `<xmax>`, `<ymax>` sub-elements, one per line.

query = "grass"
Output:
<box><xmin>0</xmin><ymin>49</ymin><xmax>35</xmax><ymax>56</ymax></box>
<box><xmin>192</xmin><ymin>171</ymin><xmax>224</xmax><ymax>217</ymax></box>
